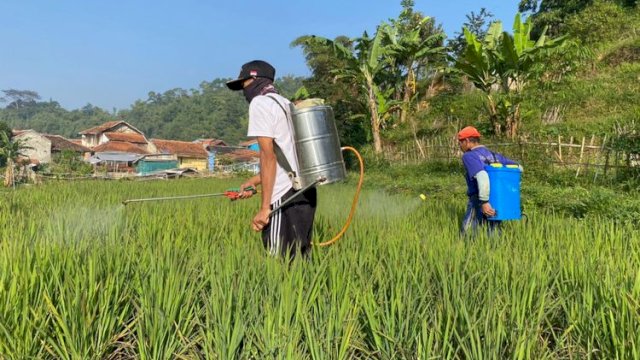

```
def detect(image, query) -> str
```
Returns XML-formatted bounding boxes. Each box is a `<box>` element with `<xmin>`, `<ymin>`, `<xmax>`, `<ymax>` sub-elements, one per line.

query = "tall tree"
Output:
<box><xmin>293</xmin><ymin>2</ymin><xmax>447</xmax><ymax>153</ymax></box>
<box><xmin>294</xmin><ymin>28</ymin><xmax>396</xmax><ymax>153</ymax></box>
<box><xmin>383</xmin><ymin>11</ymin><xmax>446</xmax><ymax>157</ymax></box>
<box><xmin>386</xmin><ymin>3</ymin><xmax>446</xmax><ymax>125</ymax></box>
<box><xmin>1</xmin><ymin>89</ymin><xmax>41</xmax><ymax>109</ymax></box>
<box><xmin>449</xmin><ymin>8</ymin><xmax>495</xmax><ymax>58</ymax></box>
<box><xmin>290</xmin><ymin>35</ymin><xmax>367</xmax><ymax>147</ymax></box>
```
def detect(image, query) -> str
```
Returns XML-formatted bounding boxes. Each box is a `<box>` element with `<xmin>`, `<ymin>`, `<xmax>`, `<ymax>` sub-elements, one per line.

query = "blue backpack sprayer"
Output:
<box><xmin>485</xmin><ymin>163</ymin><xmax>522</xmax><ymax>221</ymax></box>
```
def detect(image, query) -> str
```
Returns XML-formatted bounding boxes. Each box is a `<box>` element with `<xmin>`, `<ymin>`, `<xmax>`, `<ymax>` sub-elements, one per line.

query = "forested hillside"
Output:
<box><xmin>0</xmin><ymin>77</ymin><xmax>303</xmax><ymax>145</ymax></box>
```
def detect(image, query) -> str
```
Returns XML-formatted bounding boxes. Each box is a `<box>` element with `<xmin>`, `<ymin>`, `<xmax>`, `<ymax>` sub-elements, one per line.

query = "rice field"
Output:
<box><xmin>1</xmin><ymin>178</ymin><xmax>639</xmax><ymax>359</ymax></box>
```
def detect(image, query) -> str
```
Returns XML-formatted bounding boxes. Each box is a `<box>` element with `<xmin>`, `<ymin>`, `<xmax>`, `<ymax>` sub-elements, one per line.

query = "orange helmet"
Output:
<box><xmin>457</xmin><ymin>126</ymin><xmax>481</xmax><ymax>140</ymax></box>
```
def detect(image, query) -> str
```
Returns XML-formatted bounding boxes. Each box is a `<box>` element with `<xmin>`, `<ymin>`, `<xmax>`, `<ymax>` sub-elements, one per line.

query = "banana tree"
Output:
<box><xmin>294</xmin><ymin>29</ymin><xmax>396</xmax><ymax>153</ymax></box>
<box><xmin>382</xmin><ymin>17</ymin><xmax>446</xmax><ymax>157</ymax></box>
<box><xmin>455</xmin><ymin>13</ymin><xmax>566</xmax><ymax>138</ymax></box>
<box><xmin>383</xmin><ymin>17</ymin><xmax>446</xmax><ymax>124</ymax></box>
<box><xmin>0</xmin><ymin>132</ymin><xmax>32</xmax><ymax>188</ymax></box>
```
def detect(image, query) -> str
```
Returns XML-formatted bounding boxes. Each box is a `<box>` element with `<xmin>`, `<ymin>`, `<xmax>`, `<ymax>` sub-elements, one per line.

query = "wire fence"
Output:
<box><xmin>383</xmin><ymin>135</ymin><xmax>638</xmax><ymax>179</ymax></box>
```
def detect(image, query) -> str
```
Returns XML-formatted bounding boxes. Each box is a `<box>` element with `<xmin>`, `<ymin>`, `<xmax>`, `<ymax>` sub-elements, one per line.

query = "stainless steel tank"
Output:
<box><xmin>289</xmin><ymin>104</ymin><xmax>347</xmax><ymax>187</ymax></box>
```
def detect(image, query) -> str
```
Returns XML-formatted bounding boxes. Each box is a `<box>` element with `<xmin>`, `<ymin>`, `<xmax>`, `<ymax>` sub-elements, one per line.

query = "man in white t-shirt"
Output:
<box><xmin>226</xmin><ymin>60</ymin><xmax>317</xmax><ymax>257</ymax></box>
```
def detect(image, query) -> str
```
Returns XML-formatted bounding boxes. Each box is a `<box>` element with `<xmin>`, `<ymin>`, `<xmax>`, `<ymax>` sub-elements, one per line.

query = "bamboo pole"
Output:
<box><xmin>595</xmin><ymin>135</ymin><xmax>608</xmax><ymax>182</ymax></box>
<box><xmin>568</xmin><ymin>136</ymin><xmax>574</xmax><ymax>159</ymax></box>
<box><xmin>557</xmin><ymin>135</ymin><xmax>563</xmax><ymax>164</ymax></box>
<box><xmin>587</xmin><ymin>135</ymin><xmax>595</xmax><ymax>177</ymax></box>
<box><xmin>576</xmin><ymin>137</ymin><xmax>586</xmax><ymax>177</ymax></box>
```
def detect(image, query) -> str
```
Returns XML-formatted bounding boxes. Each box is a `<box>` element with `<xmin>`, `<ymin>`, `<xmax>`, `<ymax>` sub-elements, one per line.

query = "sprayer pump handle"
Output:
<box><xmin>225</xmin><ymin>186</ymin><xmax>257</xmax><ymax>201</ymax></box>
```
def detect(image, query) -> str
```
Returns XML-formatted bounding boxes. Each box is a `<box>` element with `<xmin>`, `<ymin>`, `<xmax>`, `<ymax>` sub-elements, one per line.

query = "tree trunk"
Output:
<box><xmin>4</xmin><ymin>158</ymin><xmax>14</xmax><ymax>188</ymax></box>
<box><xmin>400</xmin><ymin>67</ymin><xmax>415</xmax><ymax>124</ymax></box>
<box><xmin>366</xmin><ymin>75</ymin><xmax>383</xmax><ymax>154</ymax></box>
<box><xmin>506</xmin><ymin>103</ymin><xmax>521</xmax><ymax>139</ymax></box>
<box><xmin>486</xmin><ymin>95</ymin><xmax>501</xmax><ymax>135</ymax></box>
<box><xmin>409</xmin><ymin>76</ymin><xmax>439</xmax><ymax>160</ymax></box>
<box><xmin>371</xmin><ymin>116</ymin><xmax>382</xmax><ymax>154</ymax></box>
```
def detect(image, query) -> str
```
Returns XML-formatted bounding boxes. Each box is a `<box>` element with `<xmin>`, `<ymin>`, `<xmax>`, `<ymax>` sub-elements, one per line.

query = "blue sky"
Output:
<box><xmin>0</xmin><ymin>1</ymin><xmax>519</xmax><ymax>111</ymax></box>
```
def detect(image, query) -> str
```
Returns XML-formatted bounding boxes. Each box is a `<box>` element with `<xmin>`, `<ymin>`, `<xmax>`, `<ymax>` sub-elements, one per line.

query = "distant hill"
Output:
<box><xmin>1</xmin><ymin>76</ymin><xmax>304</xmax><ymax>145</ymax></box>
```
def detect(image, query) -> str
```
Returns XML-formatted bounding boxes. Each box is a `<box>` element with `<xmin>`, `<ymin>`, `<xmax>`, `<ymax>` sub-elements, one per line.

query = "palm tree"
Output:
<box><xmin>0</xmin><ymin>132</ymin><xmax>32</xmax><ymax>188</ymax></box>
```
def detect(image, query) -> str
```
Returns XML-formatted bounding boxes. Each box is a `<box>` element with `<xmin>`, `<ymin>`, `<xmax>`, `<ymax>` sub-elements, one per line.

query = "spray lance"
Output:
<box><xmin>122</xmin><ymin>186</ymin><xmax>257</xmax><ymax>205</ymax></box>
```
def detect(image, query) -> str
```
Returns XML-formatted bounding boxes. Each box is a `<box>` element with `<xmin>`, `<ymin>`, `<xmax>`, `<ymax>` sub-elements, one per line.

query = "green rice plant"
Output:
<box><xmin>0</xmin><ymin>179</ymin><xmax>638</xmax><ymax>359</ymax></box>
<box><xmin>199</xmin><ymin>245</ymin><xmax>250</xmax><ymax>359</ymax></box>
<box><xmin>41</xmin><ymin>243</ymin><xmax>133</xmax><ymax>359</ymax></box>
<box><xmin>132</xmin><ymin>214</ymin><xmax>204</xmax><ymax>360</ymax></box>
<box><xmin>300</xmin><ymin>255</ymin><xmax>361</xmax><ymax>360</ymax></box>
<box><xmin>0</xmin><ymin>241</ymin><xmax>50</xmax><ymax>359</ymax></box>
<box><xmin>244</xmin><ymin>258</ymin><xmax>307</xmax><ymax>359</ymax></box>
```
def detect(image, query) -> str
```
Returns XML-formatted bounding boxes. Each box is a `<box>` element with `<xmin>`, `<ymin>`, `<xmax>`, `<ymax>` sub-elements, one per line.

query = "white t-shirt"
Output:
<box><xmin>247</xmin><ymin>94</ymin><xmax>299</xmax><ymax>204</ymax></box>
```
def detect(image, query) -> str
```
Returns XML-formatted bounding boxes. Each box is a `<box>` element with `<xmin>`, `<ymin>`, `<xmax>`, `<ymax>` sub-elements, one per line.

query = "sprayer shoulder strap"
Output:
<box><xmin>479</xmin><ymin>148</ymin><xmax>500</xmax><ymax>165</ymax></box>
<box><xmin>265</xmin><ymin>95</ymin><xmax>296</xmax><ymax>175</ymax></box>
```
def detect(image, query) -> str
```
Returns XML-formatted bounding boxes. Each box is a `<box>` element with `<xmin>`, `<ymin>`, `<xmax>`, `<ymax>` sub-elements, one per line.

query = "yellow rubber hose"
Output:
<box><xmin>317</xmin><ymin>146</ymin><xmax>364</xmax><ymax>247</ymax></box>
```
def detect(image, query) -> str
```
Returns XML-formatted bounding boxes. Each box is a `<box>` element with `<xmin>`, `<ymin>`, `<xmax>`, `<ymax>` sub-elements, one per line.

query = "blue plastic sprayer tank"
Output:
<box><xmin>485</xmin><ymin>164</ymin><xmax>521</xmax><ymax>221</ymax></box>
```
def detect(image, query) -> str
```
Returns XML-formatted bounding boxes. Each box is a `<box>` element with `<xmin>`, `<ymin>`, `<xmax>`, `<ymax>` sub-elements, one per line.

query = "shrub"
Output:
<box><xmin>566</xmin><ymin>1</ymin><xmax>640</xmax><ymax>45</ymax></box>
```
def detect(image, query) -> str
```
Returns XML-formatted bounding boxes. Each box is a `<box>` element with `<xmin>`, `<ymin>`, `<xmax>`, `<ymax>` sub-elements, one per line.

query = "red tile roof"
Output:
<box><xmin>104</xmin><ymin>132</ymin><xmax>148</xmax><ymax>144</ymax></box>
<box><xmin>239</xmin><ymin>139</ymin><xmax>258</xmax><ymax>147</ymax></box>
<box><xmin>225</xmin><ymin>149</ymin><xmax>260</xmax><ymax>162</ymax></box>
<box><xmin>44</xmin><ymin>135</ymin><xmax>91</xmax><ymax>153</ymax></box>
<box><xmin>11</xmin><ymin>129</ymin><xmax>30</xmax><ymax>136</ymax></box>
<box><xmin>195</xmin><ymin>138</ymin><xmax>228</xmax><ymax>147</ymax></box>
<box><xmin>79</xmin><ymin>121</ymin><xmax>143</xmax><ymax>135</ymax></box>
<box><xmin>93</xmin><ymin>141</ymin><xmax>149</xmax><ymax>154</ymax></box>
<box><xmin>79</xmin><ymin>121</ymin><xmax>122</xmax><ymax>135</ymax></box>
<box><xmin>152</xmin><ymin>139</ymin><xmax>208</xmax><ymax>158</ymax></box>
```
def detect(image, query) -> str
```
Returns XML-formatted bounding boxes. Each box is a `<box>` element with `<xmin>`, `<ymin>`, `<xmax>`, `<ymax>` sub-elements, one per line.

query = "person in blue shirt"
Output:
<box><xmin>458</xmin><ymin>126</ymin><xmax>519</xmax><ymax>236</ymax></box>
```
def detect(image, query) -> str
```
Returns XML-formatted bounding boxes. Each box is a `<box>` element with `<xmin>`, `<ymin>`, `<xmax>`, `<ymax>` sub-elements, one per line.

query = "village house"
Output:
<box><xmin>151</xmin><ymin>139</ymin><xmax>209</xmax><ymax>171</ymax></box>
<box><xmin>75</xmin><ymin>121</ymin><xmax>261</xmax><ymax>175</ymax></box>
<box><xmin>79</xmin><ymin>121</ymin><xmax>157</xmax><ymax>175</ymax></box>
<box><xmin>11</xmin><ymin>130</ymin><xmax>51</xmax><ymax>164</ymax></box>
<box><xmin>239</xmin><ymin>138</ymin><xmax>260</xmax><ymax>151</ymax></box>
<box><xmin>204</xmin><ymin>142</ymin><xmax>260</xmax><ymax>173</ymax></box>
<box><xmin>45</xmin><ymin>134</ymin><xmax>92</xmax><ymax>160</ymax></box>
<box><xmin>134</xmin><ymin>154</ymin><xmax>179</xmax><ymax>175</ymax></box>
<box><xmin>11</xmin><ymin>130</ymin><xmax>90</xmax><ymax>165</ymax></box>
<box><xmin>79</xmin><ymin>121</ymin><xmax>156</xmax><ymax>154</ymax></box>
<box><xmin>193</xmin><ymin>138</ymin><xmax>228</xmax><ymax>148</ymax></box>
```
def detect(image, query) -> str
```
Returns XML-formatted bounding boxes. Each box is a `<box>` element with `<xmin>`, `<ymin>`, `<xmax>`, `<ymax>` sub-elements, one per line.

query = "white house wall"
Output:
<box><xmin>15</xmin><ymin>131</ymin><xmax>52</xmax><ymax>164</ymax></box>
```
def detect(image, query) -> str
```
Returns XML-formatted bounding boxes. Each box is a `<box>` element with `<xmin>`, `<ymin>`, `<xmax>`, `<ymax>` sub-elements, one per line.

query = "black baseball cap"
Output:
<box><xmin>226</xmin><ymin>60</ymin><xmax>276</xmax><ymax>90</ymax></box>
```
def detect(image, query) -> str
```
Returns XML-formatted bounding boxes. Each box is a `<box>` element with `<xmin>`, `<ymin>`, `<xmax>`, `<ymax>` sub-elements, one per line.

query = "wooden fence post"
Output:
<box><xmin>587</xmin><ymin>135</ymin><xmax>595</xmax><ymax>177</ymax></box>
<box><xmin>576</xmin><ymin>137</ymin><xmax>586</xmax><ymax>177</ymax></box>
<box><xmin>595</xmin><ymin>135</ymin><xmax>607</xmax><ymax>182</ymax></box>
<box><xmin>568</xmin><ymin>136</ymin><xmax>574</xmax><ymax>161</ymax></box>
<box><xmin>557</xmin><ymin>135</ymin><xmax>563</xmax><ymax>163</ymax></box>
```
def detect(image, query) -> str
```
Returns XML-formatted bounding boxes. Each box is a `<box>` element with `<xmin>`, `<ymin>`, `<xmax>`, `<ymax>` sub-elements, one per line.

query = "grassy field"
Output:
<box><xmin>1</xmin><ymin>178</ymin><xmax>639</xmax><ymax>359</ymax></box>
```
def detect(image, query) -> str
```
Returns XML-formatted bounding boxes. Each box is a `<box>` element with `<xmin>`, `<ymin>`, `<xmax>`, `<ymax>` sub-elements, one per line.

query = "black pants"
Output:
<box><xmin>262</xmin><ymin>187</ymin><xmax>317</xmax><ymax>258</ymax></box>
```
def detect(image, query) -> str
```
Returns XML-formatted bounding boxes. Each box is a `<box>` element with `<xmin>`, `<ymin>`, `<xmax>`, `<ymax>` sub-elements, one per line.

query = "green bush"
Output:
<box><xmin>566</xmin><ymin>1</ymin><xmax>640</xmax><ymax>45</ymax></box>
<box><xmin>601</xmin><ymin>37</ymin><xmax>640</xmax><ymax>66</ymax></box>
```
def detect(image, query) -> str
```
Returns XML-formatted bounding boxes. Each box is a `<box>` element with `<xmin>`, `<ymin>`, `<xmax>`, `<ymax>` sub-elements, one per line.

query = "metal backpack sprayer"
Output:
<box><xmin>267</xmin><ymin>97</ymin><xmax>364</xmax><ymax>247</ymax></box>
